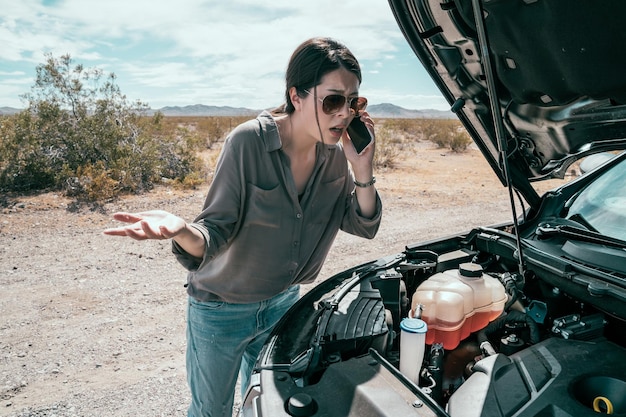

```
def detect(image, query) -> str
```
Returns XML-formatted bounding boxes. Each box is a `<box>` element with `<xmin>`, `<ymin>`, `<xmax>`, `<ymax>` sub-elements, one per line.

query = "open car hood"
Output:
<box><xmin>389</xmin><ymin>0</ymin><xmax>626</xmax><ymax>207</ymax></box>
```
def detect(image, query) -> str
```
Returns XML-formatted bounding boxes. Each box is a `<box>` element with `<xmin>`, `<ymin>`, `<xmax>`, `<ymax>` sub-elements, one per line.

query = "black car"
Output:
<box><xmin>241</xmin><ymin>1</ymin><xmax>626</xmax><ymax>416</ymax></box>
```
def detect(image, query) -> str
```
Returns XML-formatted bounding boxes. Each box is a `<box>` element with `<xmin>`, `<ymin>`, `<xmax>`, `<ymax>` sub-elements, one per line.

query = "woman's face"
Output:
<box><xmin>303</xmin><ymin>68</ymin><xmax>361</xmax><ymax>146</ymax></box>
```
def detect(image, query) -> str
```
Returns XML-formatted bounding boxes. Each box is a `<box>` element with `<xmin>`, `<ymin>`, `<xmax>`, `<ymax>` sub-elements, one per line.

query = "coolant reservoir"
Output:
<box><xmin>410</xmin><ymin>263</ymin><xmax>506</xmax><ymax>350</ymax></box>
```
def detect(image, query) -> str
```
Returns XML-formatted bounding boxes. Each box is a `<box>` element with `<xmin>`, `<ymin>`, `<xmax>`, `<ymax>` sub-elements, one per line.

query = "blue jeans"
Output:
<box><xmin>186</xmin><ymin>285</ymin><xmax>299</xmax><ymax>417</ymax></box>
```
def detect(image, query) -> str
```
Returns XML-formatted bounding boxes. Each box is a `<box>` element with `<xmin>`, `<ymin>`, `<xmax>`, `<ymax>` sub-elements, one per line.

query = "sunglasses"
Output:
<box><xmin>304</xmin><ymin>89</ymin><xmax>368</xmax><ymax>116</ymax></box>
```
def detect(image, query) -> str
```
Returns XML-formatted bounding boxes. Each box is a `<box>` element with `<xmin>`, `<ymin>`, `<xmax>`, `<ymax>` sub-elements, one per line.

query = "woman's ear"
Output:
<box><xmin>289</xmin><ymin>87</ymin><xmax>302</xmax><ymax>112</ymax></box>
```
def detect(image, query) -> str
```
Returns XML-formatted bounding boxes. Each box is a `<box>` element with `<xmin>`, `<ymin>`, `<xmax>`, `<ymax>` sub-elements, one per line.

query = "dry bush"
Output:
<box><xmin>372</xmin><ymin>123</ymin><xmax>400</xmax><ymax>169</ymax></box>
<box><xmin>152</xmin><ymin>116</ymin><xmax>468</xmax><ymax>186</ymax></box>
<box><xmin>383</xmin><ymin>118</ymin><xmax>423</xmax><ymax>139</ymax></box>
<box><xmin>0</xmin><ymin>55</ymin><xmax>213</xmax><ymax>203</ymax></box>
<box><xmin>160</xmin><ymin>116</ymin><xmax>250</xmax><ymax>149</ymax></box>
<box><xmin>413</xmin><ymin>119</ymin><xmax>471</xmax><ymax>152</ymax></box>
<box><xmin>2</xmin><ymin>105</ymin><xmax>470</xmax><ymax>203</ymax></box>
<box><xmin>449</xmin><ymin>130</ymin><xmax>473</xmax><ymax>152</ymax></box>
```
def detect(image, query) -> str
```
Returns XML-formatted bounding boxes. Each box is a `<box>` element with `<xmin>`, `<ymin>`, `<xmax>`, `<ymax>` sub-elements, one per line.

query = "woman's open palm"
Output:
<box><xmin>103</xmin><ymin>210</ymin><xmax>186</xmax><ymax>241</ymax></box>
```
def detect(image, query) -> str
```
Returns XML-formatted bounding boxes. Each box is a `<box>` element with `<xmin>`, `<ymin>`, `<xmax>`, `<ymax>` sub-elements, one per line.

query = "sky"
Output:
<box><xmin>0</xmin><ymin>0</ymin><xmax>449</xmax><ymax>112</ymax></box>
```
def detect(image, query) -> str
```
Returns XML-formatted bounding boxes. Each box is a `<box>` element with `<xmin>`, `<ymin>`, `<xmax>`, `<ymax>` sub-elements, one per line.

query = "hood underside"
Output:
<box><xmin>389</xmin><ymin>0</ymin><xmax>626</xmax><ymax>207</ymax></box>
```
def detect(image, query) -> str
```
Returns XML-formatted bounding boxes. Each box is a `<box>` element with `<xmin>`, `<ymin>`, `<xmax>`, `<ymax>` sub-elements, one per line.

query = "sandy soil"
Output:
<box><xmin>0</xmin><ymin>143</ymin><xmax>521</xmax><ymax>416</ymax></box>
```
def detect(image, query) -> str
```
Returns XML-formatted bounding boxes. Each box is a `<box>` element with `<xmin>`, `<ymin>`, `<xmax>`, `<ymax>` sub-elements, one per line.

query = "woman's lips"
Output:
<box><xmin>329</xmin><ymin>126</ymin><xmax>345</xmax><ymax>140</ymax></box>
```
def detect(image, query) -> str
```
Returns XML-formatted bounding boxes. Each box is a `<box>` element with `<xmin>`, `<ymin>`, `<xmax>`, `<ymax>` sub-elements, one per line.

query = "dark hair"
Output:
<box><xmin>274</xmin><ymin>37</ymin><xmax>362</xmax><ymax>115</ymax></box>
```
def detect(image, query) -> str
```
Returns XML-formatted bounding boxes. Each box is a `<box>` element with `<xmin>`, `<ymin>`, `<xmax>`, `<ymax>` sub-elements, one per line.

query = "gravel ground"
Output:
<box><xmin>1</xmin><ymin>144</ymin><xmax>521</xmax><ymax>417</ymax></box>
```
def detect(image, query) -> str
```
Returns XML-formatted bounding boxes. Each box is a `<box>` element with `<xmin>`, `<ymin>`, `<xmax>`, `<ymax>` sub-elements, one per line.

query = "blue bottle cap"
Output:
<box><xmin>400</xmin><ymin>318</ymin><xmax>428</xmax><ymax>334</ymax></box>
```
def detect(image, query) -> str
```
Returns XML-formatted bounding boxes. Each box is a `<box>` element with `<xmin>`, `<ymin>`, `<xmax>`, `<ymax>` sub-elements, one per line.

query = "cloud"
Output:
<box><xmin>0</xmin><ymin>1</ymin><xmax>443</xmax><ymax>110</ymax></box>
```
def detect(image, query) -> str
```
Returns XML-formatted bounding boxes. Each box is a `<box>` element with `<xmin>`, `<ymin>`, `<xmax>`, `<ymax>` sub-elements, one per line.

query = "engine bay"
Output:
<box><xmin>245</xmin><ymin>225</ymin><xmax>626</xmax><ymax>417</ymax></box>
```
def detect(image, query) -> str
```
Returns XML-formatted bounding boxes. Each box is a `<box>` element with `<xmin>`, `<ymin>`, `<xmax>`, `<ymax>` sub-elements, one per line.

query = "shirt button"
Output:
<box><xmin>293</xmin><ymin>241</ymin><xmax>299</xmax><ymax>247</ymax></box>
<box><xmin>296</xmin><ymin>213</ymin><xmax>302</xmax><ymax>219</ymax></box>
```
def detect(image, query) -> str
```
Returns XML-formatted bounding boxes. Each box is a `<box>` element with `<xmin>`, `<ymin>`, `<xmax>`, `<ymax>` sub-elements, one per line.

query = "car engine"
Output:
<box><xmin>246</xmin><ymin>224</ymin><xmax>626</xmax><ymax>417</ymax></box>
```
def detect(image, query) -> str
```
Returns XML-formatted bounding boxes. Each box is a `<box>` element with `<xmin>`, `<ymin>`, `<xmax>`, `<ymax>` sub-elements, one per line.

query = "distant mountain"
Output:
<box><xmin>1</xmin><ymin>103</ymin><xmax>455</xmax><ymax>119</ymax></box>
<box><xmin>367</xmin><ymin>103</ymin><xmax>453</xmax><ymax>119</ymax></box>
<box><xmin>150</xmin><ymin>104</ymin><xmax>259</xmax><ymax>117</ymax></box>
<box><xmin>0</xmin><ymin>104</ymin><xmax>258</xmax><ymax>117</ymax></box>
<box><xmin>151</xmin><ymin>103</ymin><xmax>454</xmax><ymax>119</ymax></box>
<box><xmin>0</xmin><ymin>107</ymin><xmax>21</xmax><ymax>115</ymax></box>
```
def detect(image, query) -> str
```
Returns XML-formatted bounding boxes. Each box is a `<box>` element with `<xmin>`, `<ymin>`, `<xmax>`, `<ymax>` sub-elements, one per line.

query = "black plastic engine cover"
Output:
<box><xmin>312</xmin><ymin>271</ymin><xmax>400</xmax><ymax>365</ymax></box>
<box><xmin>446</xmin><ymin>338</ymin><xmax>626</xmax><ymax>417</ymax></box>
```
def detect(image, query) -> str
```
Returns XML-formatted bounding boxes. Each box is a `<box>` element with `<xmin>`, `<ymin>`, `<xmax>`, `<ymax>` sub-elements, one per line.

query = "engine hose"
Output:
<box><xmin>477</xmin><ymin>310</ymin><xmax>540</xmax><ymax>347</ymax></box>
<box><xmin>428</xmin><ymin>343</ymin><xmax>445</xmax><ymax>405</ymax></box>
<box><xmin>501</xmin><ymin>273</ymin><xmax>520</xmax><ymax>311</ymax></box>
<box><xmin>477</xmin><ymin>315</ymin><xmax>506</xmax><ymax>345</ymax></box>
<box><xmin>473</xmin><ymin>254</ymin><xmax>497</xmax><ymax>271</ymax></box>
<box><xmin>504</xmin><ymin>284</ymin><xmax>518</xmax><ymax>311</ymax></box>
<box><xmin>515</xmin><ymin>310</ymin><xmax>540</xmax><ymax>344</ymax></box>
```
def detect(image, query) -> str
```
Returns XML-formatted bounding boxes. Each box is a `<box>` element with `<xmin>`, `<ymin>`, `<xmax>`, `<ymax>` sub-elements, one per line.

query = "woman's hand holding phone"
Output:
<box><xmin>347</xmin><ymin>116</ymin><xmax>373</xmax><ymax>154</ymax></box>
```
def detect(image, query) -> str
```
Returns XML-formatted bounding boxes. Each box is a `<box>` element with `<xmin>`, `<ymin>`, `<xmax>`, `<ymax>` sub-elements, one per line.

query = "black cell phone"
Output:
<box><xmin>347</xmin><ymin>116</ymin><xmax>372</xmax><ymax>154</ymax></box>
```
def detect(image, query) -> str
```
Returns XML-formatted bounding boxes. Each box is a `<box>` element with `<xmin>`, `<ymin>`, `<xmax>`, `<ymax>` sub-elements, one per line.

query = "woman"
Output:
<box><xmin>104</xmin><ymin>37</ymin><xmax>382</xmax><ymax>417</ymax></box>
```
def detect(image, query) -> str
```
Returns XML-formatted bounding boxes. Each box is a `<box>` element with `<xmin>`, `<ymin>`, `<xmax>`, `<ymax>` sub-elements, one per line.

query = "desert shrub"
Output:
<box><xmin>156</xmin><ymin>124</ymin><xmax>208</xmax><ymax>188</ymax></box>
<box><xmin>196</xmin><ymin>117</ymin><xmax>249</xmax><ymax>145</ymax></box>
<box><xmin>420</xmin><ymin>119</ymin><xmax>471</xmax><ymax>152</ymax></box>
<box><xmin>0</xmin><ymin>54</ymin><xmax>207</xmax><ymax>201</ymax></box>
<box><xmin>160</xmin><ymin>116</ymin><xmax>251</xmax><ymax>149</ymax></box>
<box><xmin>448</xmin><ymin>130</ymin><xmax>473</xmax><ymax>152</ymax></box>
<box><xmin>382</xmin><ymin>118</ymin><xmax>423</xmax><ymax>142</ymax></box>
<box><xmin>372</xmin><ymin>124</ymin><xmax>400</xmax><ymax>169</ymax></box>
<box><xmin>419</xmin><ymin>119</ymin><xmax>450</xmax><ymax>147</ymax></box>
<box><xmin>376</xmin><ymin>118</ymin><xmax>473</xmax><ymax>153</ymax></box>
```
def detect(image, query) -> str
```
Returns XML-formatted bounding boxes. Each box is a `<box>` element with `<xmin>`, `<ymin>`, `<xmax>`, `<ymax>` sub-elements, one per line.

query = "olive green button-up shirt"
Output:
<box><xmin>173</xmin><ymin>111</ymin><xmax>382</xmax><ymax>303</ymax></box>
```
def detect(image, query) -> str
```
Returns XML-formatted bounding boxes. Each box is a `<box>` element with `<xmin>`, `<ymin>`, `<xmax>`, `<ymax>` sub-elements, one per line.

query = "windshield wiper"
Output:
<box><xmin>536</xmin><ymin>224</ymin><xmax>626</xmax><ymax>249</ymax></box>
<box><xmin>567</xmin><ymin>213</ymin><xmax>599</xmax><ymax>232</ymax></box>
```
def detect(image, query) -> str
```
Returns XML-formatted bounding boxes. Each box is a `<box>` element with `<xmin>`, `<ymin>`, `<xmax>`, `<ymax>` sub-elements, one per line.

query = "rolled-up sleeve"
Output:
<box><xmin>341</xmin><ymin>191</ymin><xmax>383</xmax><ymax>239</ymax></box>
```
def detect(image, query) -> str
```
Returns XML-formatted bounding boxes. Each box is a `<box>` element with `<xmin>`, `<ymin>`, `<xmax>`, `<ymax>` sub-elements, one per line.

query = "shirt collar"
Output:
<box><xmin>257</xmin><ymin>110</ymin><xmax>337</xmax><ymax>158</ymax></box>
<box><xmin>257</xmin><ymin>111</ymin><xmax>282</xmax><ymax>152</ymax></box>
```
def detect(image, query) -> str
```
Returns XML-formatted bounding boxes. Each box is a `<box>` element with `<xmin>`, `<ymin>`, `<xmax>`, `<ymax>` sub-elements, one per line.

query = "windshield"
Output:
<box><xmin>566</xmin><ymin>158</ymin><xmax>626</xmax><ymax>242</ymax></box>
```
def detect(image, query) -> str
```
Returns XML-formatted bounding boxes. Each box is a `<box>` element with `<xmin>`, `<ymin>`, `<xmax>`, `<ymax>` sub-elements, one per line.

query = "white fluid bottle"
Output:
<box><xmin>399</xmin><ymin>317</ymin><xmax>428</xmax><ymax>384</ymax></box>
